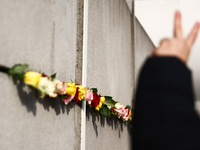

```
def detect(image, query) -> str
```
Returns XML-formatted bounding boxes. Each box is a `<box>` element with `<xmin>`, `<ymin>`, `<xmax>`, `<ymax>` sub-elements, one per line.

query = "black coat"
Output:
<box><xmin>132</xmin><ymin>57</ymin><xmax>200</xmax><ymax>150</ymax></box>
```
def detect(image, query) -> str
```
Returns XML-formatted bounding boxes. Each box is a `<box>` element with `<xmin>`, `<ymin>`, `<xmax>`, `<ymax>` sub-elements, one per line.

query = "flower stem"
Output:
<box><xmin>0</xmin><ymin>65</ymin><xmax>10</xmax><ymax>74</ymax></box>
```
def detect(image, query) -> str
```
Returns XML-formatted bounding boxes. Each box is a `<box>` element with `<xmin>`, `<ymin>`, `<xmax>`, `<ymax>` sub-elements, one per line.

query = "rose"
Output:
<box><xmin>115</xmin><ymin>103</ymin><xmax>124</xmax><ymax>109</ymax></box>
<box><xmin>76</xmin><ymin>85</ymin><xmax>87</xmax><ymax>100</ymax></box>
<box><xmin>24</xmin><ymin>71</ymin><xmax>42</xmax><ymax>87</ymax></box>
<box><xmin>128</xmin><ymin>109</ymin><xmax>132</xmax><ymax>121</ymax></box>
<box><xmin>114</xmin><ymin>103</ymin><xmax>131</xmax><ymax>121</ymax></box>
<box><xmin>84</xmin><ymin>90</ymin><xmax>93</xmax><ymax>104</ymax></box>
<box><xmin>55</xmin><ymin>80</ymin><xmax>67</xmax><ymax>95</ymax></box>
<box><xmin>66</xmin><ymin>83</ymin><xmax>76</xmax><ymax>95</ymax></box>
<box><xmin>95</xmin><ymin>96</ymin><xmax>105</xmax><ymax>111</ymax></box>
<box><xmin>73</xmin><ymin>87</ymin><xmax>79</xmax><ymax>103</ymax></box>
<box><xmin>114</xmin><ymin>103</ymin><xmax>126</xmax><ymax>117</ymax></box>
<box><xmin>91</xmin><ymin>93</ymin><xmax>101</xmax><ymax>108</ymax></box>
<box><xmin>62</xmin><ymin>95</ymin><xmax>75</xmax><ymax>105</ymax></box>
<box><xmin>121</xmin><ymin>108</ymin><xmax>129</xmax><ymax>121</ymax></box>
<box><xmin>37</xmin><ymin>77</ymin><xmax>57</xmax><ymax>98</ymax></box>
<box><xmin>115</xmin><ymin>107</ymin><xmax>124</xmax><ymax>116</ymax></box>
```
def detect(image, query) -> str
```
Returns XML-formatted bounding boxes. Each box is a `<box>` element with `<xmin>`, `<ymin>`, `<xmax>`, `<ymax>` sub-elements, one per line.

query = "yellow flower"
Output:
<box><xmin>129</xmin><ymin>110</ymin><xmax>132</xmax><ymax>118</ymax></box>
<box><xmin>66</xmin><ymin>82</ymin><xmax>76</xmax><ymax>95</ymax></box>
<box><xmin>95</xmin><ymin>105</ymin><xmax>101</xmax><ymax>111</ymax></box>
<box><xmin>95</xmin><ymin>97</ymin><xmax>105</xmax><ymax>111</ymax></box>
<box><xmin>76</xmin><ymin>85</ymin><xmax>87</xmax><ymax>101</ymax></box>
<box><xmin>24</xmin><ymin>71</ymin><xmax>42</xmax><ymax>87</ymax></box>
<box><xmin>100</xmin><ymin>96</ymin><xmax>105</xmax><ymax>104</ymax></box>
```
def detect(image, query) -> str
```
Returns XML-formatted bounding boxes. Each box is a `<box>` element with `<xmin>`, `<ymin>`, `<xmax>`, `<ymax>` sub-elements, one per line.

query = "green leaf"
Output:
<box><xmin>100</xmin><ymin>105</ymin><xmax>110</xmax><ymax>117</ymax></box>
<box><xmin>104</xmin><ymin>96</ymin><xmax>112</xmax><ymax>99</ymax></box>
<box><xmin>126</xmin><ymin>105</ymin><xmax>132</xmax><ymax>110</ymax></box>
<box><xmin>90</xmin><ymin>88</ymin><xmax>98</xmax><ymax>93</ymax></box>
<box><xmin>8</xmin><ymin>64</ymin><xmax>29</xmax><ymax>79</ymax></box>
<box><xmin>104</xmin><ymin>96</ymin><xmax>117</xmax><ymax>106</ymax></box>
<box><xmin>50</xmin><ymin>73</ymin><xmax>56</xmax><ymax>80</ymax></box>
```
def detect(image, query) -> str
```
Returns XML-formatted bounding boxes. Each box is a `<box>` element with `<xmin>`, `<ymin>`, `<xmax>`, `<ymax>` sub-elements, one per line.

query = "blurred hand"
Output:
<box><xmin>152</xmin><ymin>11</ymin><xmax>200</xmax><ymax>63</ymax></box>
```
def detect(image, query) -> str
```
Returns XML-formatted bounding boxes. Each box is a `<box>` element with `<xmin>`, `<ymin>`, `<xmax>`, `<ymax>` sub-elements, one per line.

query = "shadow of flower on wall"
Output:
<box><xmin>13</xmin><ymin>79</ymin><xmax>37</xmax><ymax>115</ymax></box>
<box><xmin>13</xmin><ymin>78</ymin><xmax>79</xmax><ymax>116</ymax></box>
<box><xmin>86</xmin><ymin>107</ymin><xmax>132</xmax><ymax>138</ymax></box>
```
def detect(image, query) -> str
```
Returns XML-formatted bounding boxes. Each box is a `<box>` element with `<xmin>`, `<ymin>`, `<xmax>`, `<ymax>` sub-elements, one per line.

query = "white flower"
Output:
<box><xmin>115</xmin><ymin>103</ymin><xmax>124</xmax><ymax>109</ymax></box>
<box><xmin>37</xmin><ymin>77</ymin><xmax>57</xmax><ymax>98</ymax></box>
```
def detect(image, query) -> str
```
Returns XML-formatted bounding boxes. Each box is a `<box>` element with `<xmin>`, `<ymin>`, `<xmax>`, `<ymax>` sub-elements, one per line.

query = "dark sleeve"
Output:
<box><xmin>132</xmin><ymin>57</ymin><xmax>200</xmax><ymax>150</ymax></box>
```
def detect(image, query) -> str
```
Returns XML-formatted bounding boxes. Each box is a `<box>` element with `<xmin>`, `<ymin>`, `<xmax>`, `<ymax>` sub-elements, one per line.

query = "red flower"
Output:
<box><xmin>91</xmin><ymin>93</ymin><xmax>101</xmax><ymax>107</ymax></box>
<box><xmin>41</xmin><ymin>73</ymin><xmax>48</xmax><ymax>77</ymax></box>
<box><xmin>73</xmin><ymin>87</ymin><xmax>79</xmax><ymax>103</ymax></box>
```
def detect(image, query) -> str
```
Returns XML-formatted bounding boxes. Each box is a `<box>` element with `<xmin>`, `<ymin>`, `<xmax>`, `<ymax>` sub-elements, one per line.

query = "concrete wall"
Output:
<box><xmin>0</xmin><ymin>0</ymin><xmax>134</xmax><ymax>150</ymax></box>
<box><xmin>134</xmin><ymin>17</ymin><xmax>155</xmax><ymax>85</ymax></box>
<box><xmin>0</xmin><ymin>0</ymin><xmax>81</xmax><ymax>150</ymax></box>
<box><xmin>86</xmin><ymin>0</ymin><xmax>133</xmax><ymax>149</ymax></box>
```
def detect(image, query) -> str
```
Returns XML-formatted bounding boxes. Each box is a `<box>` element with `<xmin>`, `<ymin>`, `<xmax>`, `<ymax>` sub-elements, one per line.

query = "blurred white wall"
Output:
<box><xmin>135</xmin><ymin>0</ymin><xmax>200</xmax><ymax>100</ymax></box>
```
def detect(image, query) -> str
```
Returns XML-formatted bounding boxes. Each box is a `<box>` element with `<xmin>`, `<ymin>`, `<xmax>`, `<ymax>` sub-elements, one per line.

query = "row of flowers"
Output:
<box><xmin>9</xmin><ymin>64</ymin><xmax>132</xmax><ymax>122</ymax></box>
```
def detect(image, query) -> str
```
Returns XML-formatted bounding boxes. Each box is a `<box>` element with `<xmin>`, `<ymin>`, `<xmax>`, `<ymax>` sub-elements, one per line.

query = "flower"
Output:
<box><xmin>24</xmin><ymin>71</ymin><xmax>42</xmax><ymax>87</ymax></box>
<box><xmin>73</xmin><ymin>87</ymin><xmax>80</xmax><ymax>103</ymax></box>
<box><xmin>55</xmin><ymin>80</ymin><xmax>67</xmax><ymax>95</ymax></box>
<box><xmin>37</xmin><ymin>77</ymin><xmax>57</xmax><ymax>98</ymax></box>
<box><xmin>66</xmin><ymin>82</ymin><xmax>77</xmax><ymax>95</ymax></box>
<box><xmin>76</xmin><ymin>85</ymin><xmax>87</xmax><ymax>101</ymax></box>
<box><xmin>62</xmin><ymin>95</ymin><xmax>75</xmax><ymax>105</ymax></box>
<box><xmin>121</xmin><ymin>108</ymin><xmax>129</xmax><ymax>121</ymax></box>
<box><xmin>114</xmin><ymin>107</ymin><xmax>124</xmax><ymax>116</ymax></box>
<box><xmin>128</xmin><ymin>109</ymin><xmax>132</xmax><ymax>120</ymax></box>
<box><xmin>115</xmin><ymin>103</ymin><xmax>124</xmax><ymax>109</ymax></box>
<box><xmin>84</xmin><ymin>90</ymin><xmax>93</xmax><ymax>104</ymax></box>
<box><xmin>114</xmin><ymin>103</ymin><xmax>131</xmax><ymax>121</ymax></box>
<box><xmin>95</xmin><ymin>96</ymin><xmax>105</xmax><ymax>111</ymax></box>
<box><xmin>91</xmin><ymin>93</ymin><xmax>101</xmax><ymax>108</ymax></box>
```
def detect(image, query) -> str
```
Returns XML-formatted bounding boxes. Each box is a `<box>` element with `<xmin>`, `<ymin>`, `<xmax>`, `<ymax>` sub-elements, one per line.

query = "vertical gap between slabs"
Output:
<box><xmin>81</xmin><ymin>0</ymin><xmax>89</xmax><ymax>150</ymax></box>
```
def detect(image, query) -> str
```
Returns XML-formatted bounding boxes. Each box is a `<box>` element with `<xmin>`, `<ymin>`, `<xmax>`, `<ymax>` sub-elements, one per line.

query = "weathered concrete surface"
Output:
<box><xmin>134</xmin><ymin>17</ymin><xmax>155</xmax><ymax>85</ymax></box>
<box><xmin>86</xmin><ymin>0</ymin><xmax>133</xmax><ymax>149</ymax></box>
<box><xmin>0</xmin><ymin>0</ymin><xmax>81</xmax><ymax>150</ymax></box>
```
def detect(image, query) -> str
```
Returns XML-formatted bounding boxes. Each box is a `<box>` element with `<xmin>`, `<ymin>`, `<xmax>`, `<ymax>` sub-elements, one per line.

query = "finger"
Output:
<box><xmin>174</xmin><ymin>11</ymin><xmax>183</xmax><ymax>38</ymax></box>
<box><xmin>159</xmin><ymin>38</ymin><xmax>170</xmax><ymax>46</ymax></box>
<box><xmin>186</xmin><ymin>22</ymin><xmax>200</xmax><ymax>48</ymax></box>
<box><xmin>152</xmin><ymin>49</ymin><xmax>156</xmax><ymax>55</ymax></box>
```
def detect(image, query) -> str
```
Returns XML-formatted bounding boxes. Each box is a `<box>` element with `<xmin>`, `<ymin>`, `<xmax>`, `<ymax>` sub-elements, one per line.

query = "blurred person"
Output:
<box><xmin>132</xmin><ymin>11</ymin><xmax>200</xmax><ymax>150</ymax></box>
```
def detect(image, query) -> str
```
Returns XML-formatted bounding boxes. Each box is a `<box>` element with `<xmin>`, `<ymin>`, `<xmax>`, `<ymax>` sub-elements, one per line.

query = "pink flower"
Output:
<box><xmin>62</xmin><ymin>95</ymin><xmax>75</xmax><ymax>105</ymax></box>
<box><xmin>84</xmin><ymin>90</ymin><xmax>93</xmax><ymax>105</ymax></box>
<box><xmin>115</xmin><ymin>107</ymin><xmax>124</xmax><ymax>115</ymax></box>
<box><xmin>114</xmin><ymin>103</ymin><xmax>130</xmax><ymax>121</ymax></box>
<box><xmin>55</xmin><ymin>80</ymin><xmax>67</xmax><ymax>95</ymax></box>
<box><xmin>121</xmin><ymin>108</ymin><xmax>129</xmax><ymax>121</ymax></box>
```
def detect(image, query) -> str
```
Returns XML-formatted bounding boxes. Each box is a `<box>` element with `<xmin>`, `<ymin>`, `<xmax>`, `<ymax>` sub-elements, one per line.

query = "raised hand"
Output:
<box><xmin>152</xmin><ymin>11</ymin><xmax>200</xmax><ymax>63</ymax></box>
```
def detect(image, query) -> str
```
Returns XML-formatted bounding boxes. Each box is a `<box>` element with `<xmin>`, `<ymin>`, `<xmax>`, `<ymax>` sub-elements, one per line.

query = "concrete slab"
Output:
<box><xmin>86</xmin><ymin>0</ymin><xmax>133</xmax><ymax>149</ymax></box>
<box><xmin>0</xmin><ymin>0</ymin><xmax>81</xmax><ymax>150</ymax></box>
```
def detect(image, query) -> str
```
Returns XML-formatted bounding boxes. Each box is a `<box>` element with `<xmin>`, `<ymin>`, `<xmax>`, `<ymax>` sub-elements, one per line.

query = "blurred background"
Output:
<box><xmin>134</xmin><ymin>0</ymin><xmax>200</xmax><ymax>113</ymax></box>
<box><xmin>135</xmin><ymin>0</ymin><xmax>200</xmax><ymax>100</ymax></box>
